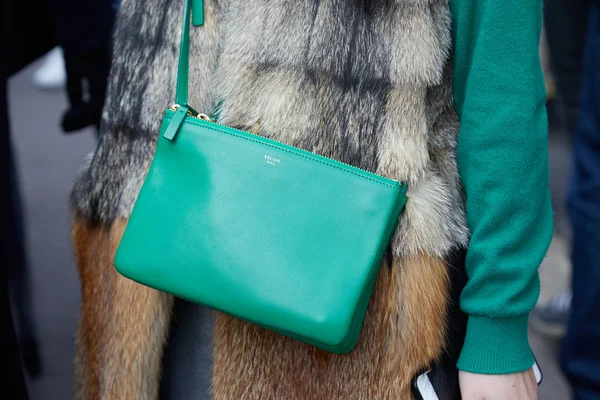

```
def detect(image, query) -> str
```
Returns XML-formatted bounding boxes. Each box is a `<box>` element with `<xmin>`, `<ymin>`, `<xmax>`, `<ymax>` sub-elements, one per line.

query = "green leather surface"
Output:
<box><xmin>175</xmin><ymin>0</ymin><xmax>192</xmax><ymax>106</ymax></box>
<box><xmin>163</xmin><ymin>105</ymin><xmax>189</xmax><ymax>140</ymax></box>
<box><xmin>114</xmin><ymin>110</ymin><xmax>407</xmax><ymax>353</ymax></box>
<box><xmin>192</xmin><ymin>0</ymin><xmax>203</xmax><ymax>26</ymax></box>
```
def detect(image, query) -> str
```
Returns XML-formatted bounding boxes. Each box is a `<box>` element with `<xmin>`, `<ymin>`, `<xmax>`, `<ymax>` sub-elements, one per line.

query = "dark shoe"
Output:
<box><xmin>530</xmin><ymin>290</ymin><xmax>572</xmax><ymax>338</ymax></box>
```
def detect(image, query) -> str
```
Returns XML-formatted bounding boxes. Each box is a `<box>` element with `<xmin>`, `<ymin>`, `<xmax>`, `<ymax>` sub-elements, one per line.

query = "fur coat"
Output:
<box><xmin>71</xmin><ymin>0</ymin><xmax>469</xmax><ymax>398</ymax></box>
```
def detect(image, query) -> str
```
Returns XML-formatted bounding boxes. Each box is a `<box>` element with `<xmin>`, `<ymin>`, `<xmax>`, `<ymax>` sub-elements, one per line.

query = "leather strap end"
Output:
<box><xmin>163</xmin><ymin>106</ymin><xmax>190</xmax><ymax>141</ymax></box>
<box><xmin>192</xmin><ymin>0</ymin><xmax>204</xmax><ymax>26</ymax></box>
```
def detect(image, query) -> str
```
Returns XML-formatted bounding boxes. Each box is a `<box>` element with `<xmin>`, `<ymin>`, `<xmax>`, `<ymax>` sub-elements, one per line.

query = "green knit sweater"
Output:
<box><xmin>450</xmin><ymin>0</ymin><xmax>554</xmax><ymax>374</ymax></box>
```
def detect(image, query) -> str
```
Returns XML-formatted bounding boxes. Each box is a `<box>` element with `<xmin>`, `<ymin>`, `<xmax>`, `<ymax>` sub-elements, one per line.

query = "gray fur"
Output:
<box><xmin>71</xmin><ymin>0</ymin><xmax>221</xmax><ymax>221</ymax></box>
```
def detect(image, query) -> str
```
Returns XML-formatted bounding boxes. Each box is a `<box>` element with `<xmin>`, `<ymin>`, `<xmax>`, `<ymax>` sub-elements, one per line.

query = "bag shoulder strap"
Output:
<box><xmin>175</xmin><ymin>0</ymin><xmax>203</xmax><ymax>106</ymax></box>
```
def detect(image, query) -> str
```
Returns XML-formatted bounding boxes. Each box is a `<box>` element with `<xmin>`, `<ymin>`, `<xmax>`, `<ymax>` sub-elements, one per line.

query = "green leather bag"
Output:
<box><xmin>114</xmin><ymin>0</ymin><xmax>407</xmax><ymax>354</ymax></box>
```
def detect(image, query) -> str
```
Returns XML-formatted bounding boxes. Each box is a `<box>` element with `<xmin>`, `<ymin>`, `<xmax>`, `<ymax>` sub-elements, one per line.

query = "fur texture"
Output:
<box><xmin>72</xmin><ymin>216</ymin><xmax>173</xmax><ymax>399</ymax></box>
<box><xmin>71</xmin><ymin>0</ymin><xmax>222</xmax><ymax>222</ymax></box>
<box><xmin>70</xmin><ymin>0</ymin><xmax>469</xmax><ymax>398</ymax></box>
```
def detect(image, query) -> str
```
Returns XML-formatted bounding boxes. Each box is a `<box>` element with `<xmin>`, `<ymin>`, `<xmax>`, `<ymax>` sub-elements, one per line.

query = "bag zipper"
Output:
<box><xmin>167</xmin><ymin>104</ymin><xmax>403</xmax><ymax>186</ymax></box>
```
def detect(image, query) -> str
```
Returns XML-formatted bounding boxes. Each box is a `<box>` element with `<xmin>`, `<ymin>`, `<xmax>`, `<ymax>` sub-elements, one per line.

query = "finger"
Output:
<box><xmin>525</xmin><ymin>368</ymin><xmax>538</xmax><ymax>399</ymax></box>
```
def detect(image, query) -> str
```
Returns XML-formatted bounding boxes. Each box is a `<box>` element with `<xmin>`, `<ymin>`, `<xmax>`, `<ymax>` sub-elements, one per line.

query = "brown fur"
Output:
<box><xmin>72</xmin><ymin>217</ymin><xmax>450</xmax><ymax>399</ymax></box>
<box><xmin>72</xmin><ymin>216</ymin><xmax>173</xmax><ymax>399</ymax></box>
<box><xmin>211</xmin><ymin>254</ymin><xmax>449</xmax><ymax>399</ymax></box>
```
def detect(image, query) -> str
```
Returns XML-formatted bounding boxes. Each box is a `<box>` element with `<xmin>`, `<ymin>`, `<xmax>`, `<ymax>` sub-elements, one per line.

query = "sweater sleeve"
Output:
<box><xmin>449</xmin><ymin>0</ymin><xmax>554</xmax><ymax>374</ymax></box>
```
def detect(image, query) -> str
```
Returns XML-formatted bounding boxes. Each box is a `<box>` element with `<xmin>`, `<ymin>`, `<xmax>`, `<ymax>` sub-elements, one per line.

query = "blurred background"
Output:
<box><xmin>1</xmin><ymin>1</ymin><xmax>593</xmax><ymax>399</ymax></box>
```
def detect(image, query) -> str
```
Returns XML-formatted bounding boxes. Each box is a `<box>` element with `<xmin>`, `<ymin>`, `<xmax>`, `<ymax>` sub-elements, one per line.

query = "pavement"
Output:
<box><xmin>8</xmin><ymin>58</ymin><xmax>572</xmax><ymax>399</ymax></box>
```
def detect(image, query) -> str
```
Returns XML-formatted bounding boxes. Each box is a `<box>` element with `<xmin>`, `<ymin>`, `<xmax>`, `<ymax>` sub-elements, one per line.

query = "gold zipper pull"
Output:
<box><xmin>169</xmin><ymin>104</ymin><xmax>202</xmax><ymax>117</ymax></box>
<box><xmin>169</xmin><ymin>104</ymin><xmax>213</xmax><ymax>122</ymax></box>
<box><xmin>197</xmin><ymin>113</ymin><xmax>214</xmax><ymax>122</ymax></box>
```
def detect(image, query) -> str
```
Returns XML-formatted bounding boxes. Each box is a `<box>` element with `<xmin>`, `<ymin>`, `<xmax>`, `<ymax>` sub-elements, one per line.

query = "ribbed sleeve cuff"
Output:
<box><xmin>457</xmin><ymin>315</ymin><xmax>535</xmax><ymax>374</ymax></box>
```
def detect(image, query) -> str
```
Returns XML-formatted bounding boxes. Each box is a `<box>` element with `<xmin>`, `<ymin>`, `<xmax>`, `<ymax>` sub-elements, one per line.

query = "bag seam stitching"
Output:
<box><xmin>164</xmin><ymin>115</ymin><xmax>405</xmax><ymax>191</ymax></box>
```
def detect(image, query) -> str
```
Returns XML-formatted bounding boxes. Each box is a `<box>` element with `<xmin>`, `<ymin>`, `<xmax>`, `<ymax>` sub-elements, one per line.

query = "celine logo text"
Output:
<box><xmin>264</xmin><ymin>155</ymin><xmax>281</xmax><ymax>166</ymax></box>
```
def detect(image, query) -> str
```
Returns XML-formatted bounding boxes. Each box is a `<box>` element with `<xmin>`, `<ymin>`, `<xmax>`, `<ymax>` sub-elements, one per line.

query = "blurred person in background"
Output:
<box><xmin>32</xmin><ymin>0</ymin><xmax>121</xmax><ymax>93</ymax></box>
<box><xmin>560</xmin><ymin>3</ymin><xmax>600</xmax><ymax>399</ymax></box>
<box><xmin>544</xmin><ymin>0</ymin><xmax>589</xmax><ymax>138</ymax></box>
<box><xmin>2</xmin><ymin>0</ymin><xmax>58</xmax><ymax>392</ymax></box>
<box><xmin>2</xmin><ymin>0</ymin><xmax>57</xmax><ymax>396</ymax></box>
<box><xmin>41</xmin><ymin>0</ymin><xmax>118</xmax><ymax>136</ymax></box>
<box><xmin>2</xmin><ymin>73</ymin><xmax>32</xmax><ymax>400</ymax></box>
<box><xmin>2</xmin><ymin>0</ymin><xmax>118</xmax><ymax>396</ymax></box>
<box><xmin>531</xmin><ymin>0</ymin><xmax>589</xmax><ymax>337</ymax></box>
<box><xmin>532</xmin><ymin>0</ymin><xmax>600</xmax><ymax>398</ymax></box>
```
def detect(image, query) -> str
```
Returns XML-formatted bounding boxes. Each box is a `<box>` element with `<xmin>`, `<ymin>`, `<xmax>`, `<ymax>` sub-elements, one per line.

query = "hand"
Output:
<box><xmin>459</xmin><ymin>368</ymin><xmax>538</xmax><ymax>400</ymax></box>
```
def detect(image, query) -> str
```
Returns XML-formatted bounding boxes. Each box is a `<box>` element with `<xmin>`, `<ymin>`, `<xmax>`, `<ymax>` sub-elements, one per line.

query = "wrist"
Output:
<box><xmin>457</xmin><ymin>315</ymin><xmax>534</xmax><ymax>374</ymax></box>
